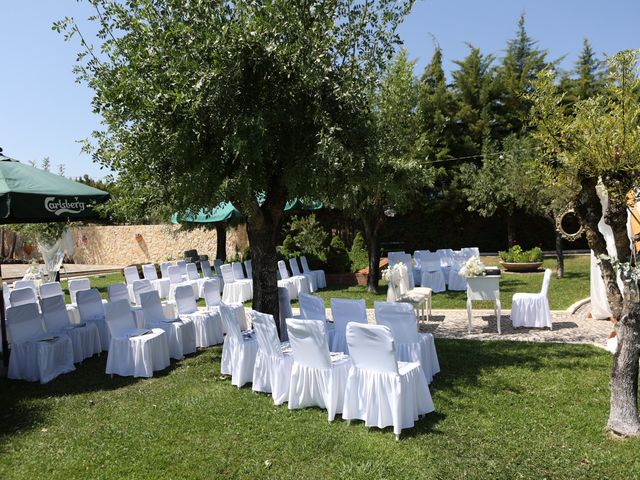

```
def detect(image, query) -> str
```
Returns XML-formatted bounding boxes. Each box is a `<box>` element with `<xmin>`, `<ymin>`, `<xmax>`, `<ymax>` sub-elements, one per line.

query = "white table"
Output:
<box><xmin>466</xmin><ymin>275</ymin><xmax>501</xmax><ymax>334</ymax></box>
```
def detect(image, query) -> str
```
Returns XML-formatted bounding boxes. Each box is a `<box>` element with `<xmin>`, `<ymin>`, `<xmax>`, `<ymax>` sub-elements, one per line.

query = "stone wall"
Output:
<box><xmin>69</xmin><ymin>224</ymin><xmax>248</xmax><ymax>265</ymax></box>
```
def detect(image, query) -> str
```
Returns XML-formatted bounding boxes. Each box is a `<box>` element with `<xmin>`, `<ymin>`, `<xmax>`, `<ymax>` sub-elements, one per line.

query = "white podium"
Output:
<box><xmin>466</xmin><ymin>275</ymin><xmax>501</xmax><ymax>334</ymax></box>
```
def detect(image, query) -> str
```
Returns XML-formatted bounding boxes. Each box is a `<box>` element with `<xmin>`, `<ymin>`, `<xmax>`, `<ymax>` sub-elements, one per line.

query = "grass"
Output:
<box><xmin>60</xmin><ymin>255</ymin><xmax>590</xmax><ymax>311</ymax></box>
<box><xmin>295</xmin><ymin>255</ymin><xmax>590</xmax><ymax>310</ymax></box>
<box><xmin>1</xmin><ymin>339</ymin><xmax>638</xmax><ymax>479</ymax></box>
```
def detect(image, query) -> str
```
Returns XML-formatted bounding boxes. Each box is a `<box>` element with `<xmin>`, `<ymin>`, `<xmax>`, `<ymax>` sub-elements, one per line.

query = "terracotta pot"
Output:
<box><xmin>499</xmin><ymin>261</ymin><xmax>543</xmax><ymax>273</ymax></box>
<box><xmin>23</xmin><ymin>244</ymin><xmax>33</xmax><ymax>255</ymax></box>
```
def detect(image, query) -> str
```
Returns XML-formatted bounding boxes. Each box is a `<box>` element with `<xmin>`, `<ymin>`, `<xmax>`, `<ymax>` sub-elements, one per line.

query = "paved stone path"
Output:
<box><xmin>1</xmin><ymin>263</ymin><xmax>123</xmax><ymax>281</ymax></box>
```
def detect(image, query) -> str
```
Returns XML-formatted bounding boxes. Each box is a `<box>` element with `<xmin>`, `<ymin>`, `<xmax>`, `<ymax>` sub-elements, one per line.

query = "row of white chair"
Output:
<box><xmin>222</xmin><ymin>302</ymin><xmax>437</xmax><ymax>439</ymax></box>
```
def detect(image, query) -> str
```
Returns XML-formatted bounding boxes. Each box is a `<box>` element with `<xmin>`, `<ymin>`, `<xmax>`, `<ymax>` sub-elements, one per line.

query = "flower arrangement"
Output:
<box><xmin>459</xmin><ymin>255</ymin><xmax>486</xmax><ymax>277</ymax></box>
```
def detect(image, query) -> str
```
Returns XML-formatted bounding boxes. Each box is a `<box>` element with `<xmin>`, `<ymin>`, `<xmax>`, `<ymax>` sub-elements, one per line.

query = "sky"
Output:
<box><xmin>1</xmin><ymin>0</ymin><xmax>639</xmax><ymax>179</ymax></box>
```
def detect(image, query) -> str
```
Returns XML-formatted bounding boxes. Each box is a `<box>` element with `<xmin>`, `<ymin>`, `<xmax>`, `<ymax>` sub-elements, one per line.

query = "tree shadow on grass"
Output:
<box><xmin>0</xmin><ymin>347</ymin><xmax>215</xmax><ymax>445</ymax></box>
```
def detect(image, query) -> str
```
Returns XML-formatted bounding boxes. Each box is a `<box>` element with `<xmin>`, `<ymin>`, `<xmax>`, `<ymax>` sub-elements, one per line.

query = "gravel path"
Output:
<box><xmin>293</xmin><ymin>303</ymin><xmax>613</xmax><ymax>350</ymax></box>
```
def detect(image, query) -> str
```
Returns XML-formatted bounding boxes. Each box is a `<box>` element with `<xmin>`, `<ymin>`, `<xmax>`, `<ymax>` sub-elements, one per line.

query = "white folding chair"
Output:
<box><xmin>143</xmin><ymin>263</ymin><xmax>171</xmax><ymax>299</ymax></box>
<box><xmin>299</xmin><ymin>292</ymin><xmax>334</xmax><ymax>345</ymax></box>
<box><xmin>289</xmin><ymin>257</ymin><xmax>317</xmax><ymax>292</ymax></box>
<box><xmin>105</xmin><ymin>300</ymin><xmax>170</xmax><ymax>378</ymax></box>
<box><xmin>40</xmin><ymin>294</ymin><xmax>101</xmax><ymax>363</ymax></box>
<box><xmin>174</xmin><ymin>284</ymin><xmax>223</xmax><ymax>347</ymax></box>
<box><xmin>39</xmin><ymin>282</ymin><xmax>63</xmax><ymax>299</ymax></box>
<box><xmin>244</xmin><ymin>259</ymin><xmax>253</xmax><ymax>280</ymax></box>
<box><xmin>220</xmin><ymin>264</ymin><xmax>253</xmax><ymax>304</ymax></box>
<box><xmin>9</xmin><ymin>287</ymin><xmax>37</xmax><ymax>307</ymax></box>
<box><xmin>511</xmin><ymin>268</ymin><xmax>553</xmax><ymax>329</ymax></box>
<box><xmin>300</xmin><ymin>255</ymin><xmax>326</xmax><ymax>289</ymax></box>
<box><xmin>286</xmin><ymin>318</ymin><xmax>350</xmax><ymax>421</ymax></box>
<box><xmin>68</xmin><ymin>278</ymin><xmax>90</xmax><ymax>305</ymax></box>
<box><xmin>330</xmin><ymin>298</ymin><xmax>367</xmax><ymax>354</ymax></box>
<box><xmin>6</xmin><ymin>302</ymin><xmax>75</xmax><ymax>383</ymax></box>
<box><xmin>249</xmin><ymin>310</ymin><xmax>294</xmax><ymax>405</ymax></box>
<box><xmin>123</xmin><ymin>266</ymin><xmax>141</xmax><ymax>285</ymax></box>
<box><xmin>374</xmin><ymin>301</ymin><xmax>440</xmax><ymax>383</ymax></box>
<box><xmin>76</xmin><ymin>288</ymin><xmax>111</xmax><ymax>351</ymax></box>
<box><xmin>219</xmin><ymin>303</ymin><xmax>257</xmax><ymax>388</ymax></box>
<box><xmin>343</xmin><ymin>323</ymin><xmax>435</xmax><ymax>440</ymax></box>
<box><xmin>278</xmin><ymin>260</ymin><xmax>310</xmax><ymax>297</ymax></box>
<box><xmin>140</xmin><ymin>290</ymin><xmax>196</xmax><ymax>359</ymax></box>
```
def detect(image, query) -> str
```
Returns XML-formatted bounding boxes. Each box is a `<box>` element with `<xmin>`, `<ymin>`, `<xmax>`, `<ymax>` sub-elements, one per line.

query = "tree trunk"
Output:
<box><xmin>554</xmin><ymin>227</ymin><xmax>564</xmax><ymax>279</ymax></box>
<box><xmin>362</xmin><ymin>215</ymin><xmax>384</xmax><ymax>294</ymax></box>
<box><xmin>215</xmin><ymin>222</ymin><xmax>227</xmax><ymax>261</ymax></box>
<box><xmin>246</xmin><ymin>187</ymin><xmax>287</xmax><ymax>336</ymax></box>
<box><xmin>608</xmin><ymin>303</ymin><xmax>640</xmax><ymax>436</ymax></box>
<box><xmin>7</xmin><ymin>231</ymin><xmax>16</xmax><ymax>260</ymax></box>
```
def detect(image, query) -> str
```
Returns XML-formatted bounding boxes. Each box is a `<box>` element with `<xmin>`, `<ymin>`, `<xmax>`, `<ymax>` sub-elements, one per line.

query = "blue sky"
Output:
<box><xmin>1</xmin><ymin>0</ymin><xmax>638</xmax><ymax>179</ymax></box>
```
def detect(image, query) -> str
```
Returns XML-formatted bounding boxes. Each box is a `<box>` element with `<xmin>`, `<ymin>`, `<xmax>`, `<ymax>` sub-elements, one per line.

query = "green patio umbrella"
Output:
<box><xmin>171</xmin><ymin>198</ymin><xmax>322</xmax><ymax>225</ymax></box>
<box><xmin>0</xmin><ymin>150</ymin><xmax>110</xmax><ymax>365</ymax></box>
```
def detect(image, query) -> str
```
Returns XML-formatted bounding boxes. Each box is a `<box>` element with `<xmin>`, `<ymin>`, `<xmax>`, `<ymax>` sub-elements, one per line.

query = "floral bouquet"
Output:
<box><xmin>459</xmin><ymin>255</ymin><xmax>485</xmax><ymax>277</ymax></box>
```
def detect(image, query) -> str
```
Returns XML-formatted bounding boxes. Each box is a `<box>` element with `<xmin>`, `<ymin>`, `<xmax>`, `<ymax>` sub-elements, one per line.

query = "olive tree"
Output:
<box><xmin>57</xmin><ymin>0</ymin><xmax>413</xmax><ymax>324</ymax></box>
<box><xmin>529</xmin><ymin>50</ymin><xmax>640</xmax><ymax>436</ymax></box>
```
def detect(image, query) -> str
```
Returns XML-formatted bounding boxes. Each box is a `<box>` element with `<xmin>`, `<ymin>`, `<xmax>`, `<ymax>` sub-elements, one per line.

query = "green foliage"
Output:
<box><xmin>499</xmin><ymin>245</ymin><xmax>543</xmax><ymax>263</ymax></box>
<box><xmin>280</xmin><ymin>214</ymin><xmax>328</xmax><ymax>263</ymax></box>
<box><xmin>280</xmin><ymin>234</ymin><xmax>299</xmax><ymax>259</ymax></box>
<box><xmin>8</xmin><ymin>223</ymin><xmax>69</xmax><ymax>246</ymax></box>
<box><xmin>326</xmin><ymin>235</ymin><xmax>350</xmax><ymax>273</ymax></box>
<box><xmin>349</xmin><ymin>232</ymin><xmax>369</xmax><ymax>272</ymax></box>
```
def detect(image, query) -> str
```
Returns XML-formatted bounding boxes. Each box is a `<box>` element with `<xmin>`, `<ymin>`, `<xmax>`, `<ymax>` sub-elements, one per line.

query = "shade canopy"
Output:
<box><xmin>0</xmin><ymin>153</ymin><xmax>110</xmax><ymax>223</ymax></box>
<box><xmin>171</xmin><ymin>199</ymin><xmax>322</xmax><ymax>224</ymax></box>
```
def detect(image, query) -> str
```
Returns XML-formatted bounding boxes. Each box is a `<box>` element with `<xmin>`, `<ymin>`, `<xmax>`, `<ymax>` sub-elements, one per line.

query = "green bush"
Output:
<box><xmin>325</xmin><ymin>235</ymin><xmax>350</xmax><ymax>273</ymax></box>
<box><xmin>349</xmin><ymin>232</ymin><xmax>369</xmax><ymax>272</ymax></box>
<box><xmin>499</xmin><ymin>245</ymin><xmax>543</xmax><ymax>263</ymax></box>
<box><xmin>280</xmin><ymin>234</ymin><xmax>299</xmax><ymax>258</ymax></box>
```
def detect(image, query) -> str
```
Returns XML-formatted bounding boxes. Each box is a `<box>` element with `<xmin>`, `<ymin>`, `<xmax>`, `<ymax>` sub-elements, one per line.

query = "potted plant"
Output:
<box><xmin>22</xmin><ymin>239</ymin><xmax>33</xmax><ymax>256</ymax></box>
<box><xmin>498</xmin><ymin>245</ymin><xmax>544</xmax><ymax>272</ymax></box>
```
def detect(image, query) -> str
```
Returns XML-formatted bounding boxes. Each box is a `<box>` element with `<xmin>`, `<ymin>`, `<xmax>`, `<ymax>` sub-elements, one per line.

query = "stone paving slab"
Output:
<box><xmin>1</xmin><ymin>263</ymin><xmax>124</xmax><ymax>281</ymax></box>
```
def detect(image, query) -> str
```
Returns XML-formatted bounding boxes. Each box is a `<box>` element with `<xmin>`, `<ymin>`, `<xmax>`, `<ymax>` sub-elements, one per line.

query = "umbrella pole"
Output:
<box><xmin>0</xmin><ymin>262</ymin><xmax>8</xmax><ymax>368</ymax></box>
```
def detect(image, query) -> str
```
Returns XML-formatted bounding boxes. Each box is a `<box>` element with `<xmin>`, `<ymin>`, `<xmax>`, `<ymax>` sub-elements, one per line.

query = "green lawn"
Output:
<box><xmin>1</xmin><ymin>340</ymin><xmax>637</xmax><ymax>479</ymax></box>
<box><xmin>296</xmin><ymin>255</ymin><xmax>590</xmax><ymax>310</ymax></box>
<box><xmin>60</xmin><ymin>255</ymin><xmax>590</xmax><ymax>311</ymax></box>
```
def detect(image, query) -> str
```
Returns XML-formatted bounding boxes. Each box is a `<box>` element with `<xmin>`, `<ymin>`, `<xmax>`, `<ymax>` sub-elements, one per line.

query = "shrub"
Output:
<box><xmin>349</xmin><ymin>232</ymin><xmax>369</xmax><ymax>272</ymax></box>
<box><xmin>499</xmin><ymin>245</ymin><xmax>543</xmax><ymax>263</ymax></box>
<box><xmin>286</xmin><ymin>214</ymin><xmax>328</xmax><ymax>261</ymax></box>
<box><xmin>325</xmin><ymin>235</ymin><xmax>350</xmax><ymax>273</ymax></box>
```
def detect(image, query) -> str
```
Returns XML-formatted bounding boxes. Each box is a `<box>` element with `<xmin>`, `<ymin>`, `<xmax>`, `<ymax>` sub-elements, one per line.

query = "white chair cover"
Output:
<box><xmin>220</xmin><ymin>264</ymin><xmax>253</xmax><ymax>304</ymax></box>
<box><xmin>143</xmin><ymin>263</ymin><xmax>170</xmax><ymax>299</ymax></box>
<box><xmin>390</xmin><ymin>253</ymin><xmax>417</xmax><ymax>288</ymax></box>
<box><xmin>299</xmin><ymin>292</ymin><xmax>334</xmax><ymax>345</ymax></box>
<box><xmin>105</xmin><ymin>300</ymin><xmax>170</xmax><ymax>378</ymax></box>
<box><xmin>286</xmin><ymin>318</ymin><xmax>350</xmax><ymax>421</ymax></box>
<box><xmin>108</xmin><ymin>283</ymin><xmax>129</xmax><ymax>303</ymax></box>
<box><xmin>278</xmin><ymin>286</ymin><xmax>293</xmax><ymax>342</ymax></box>
<box><xmin>9</xmin><ymin>287</ymin><xmax>37</xmax><ymax>307</ymax></box>
<box><xmin>132</xmin><ymin>279</ymin><xmax>154</xmax><ymax>305</ymax></box>
<box><xmin>418</xmin><ymin>252</ymin><xmax>446</xmax><ymax>292</ymax></box>
<box><xmin>174</xmin><ymin>284</ymin><xmax>223</xmax><ymax>347</ymax></box>
<box><xmin>68</xmin><ymin>278</ymin><xmax>90</xmax><ymax>305</ymax></box>
<box><xmin>39</xmin><ymin>281</ymin><xmax>63</xmax><ymax>299</ymax></box>
<box><xmin>447</xmin><ymin>251</ymin><xmax>468</xmax><ymax>291</ymax></box>
<box><xmin>300</xmin><ymin>255</ymin><xmax>327</xmax><ymax>289</ymax></box>
<box><xmin>374</xmin><ymin>301</ymin><xmax>440</xmax><ymax>383</ymax></box>
<box><xmin>6</xmin><ymin>303</ymin><xmax>75</xmax><ymax>383</ymax></box>
<box><xmin>330</xmin><ymin>298</ymin><xmax>367</xmax><ymax>354</ymax></box>
<box><xmin>289</xmin><ymin>257</ymin><xmax>317</xmax><ymax>292</ymax></box>
<box><xmin>231</xmin><ymin>262</ymin><xmax>247</xmax><ymax>281</ymax></box>
<box><xmin>203</xmin><ymin>279</ymin><xmax>247</xmax><ymax>331</ymax></box>
<box><xmin>200</xmin><ymin>260</ymin><xmax>214</xmax><ymax>278</ymax></box>
<box><xmin>140</xmin><ymin>290</ymin><xmax>196</xmax><ymax>360</ymax></box>
<box><xmin>40</xmin><ymin>294</ymin><xmax>101</xmax><ymax>363</ymax></box>
<box><xmin>278</xmin><ymin>260</ymin><xmax>310</xmax><ymax>296</ymax></box>
<box><xmin>160</xmin><ymin>261</ymin><xmax>172</xmax><ymax>279</ymax></box>
<box><xmin>168</xmin><ymin>265</ymin><xmax>199</xmax><ymax>301</ymax></box>
<box><xmin>124</xmin><ymin>266</ymin><xmax>141</xmax><ymax>285</ymax></box>
<box><xmin>244</xmin><ymin>260</ymin><xmax>253</xmax><ymax>279</ymax></box>
<box><xmin>213</xmin><ymin>259</ymin><xmax>225</xmax><ymax>291</ymax></box>
<box><xmin>76</xmin><ymin>288</ymin><xmax>111</xmax><ymax>351</ymax></box>
<box><xmin>511</xmin><ymin>268</ymin><xmax>553</xmax><ymax>329</ymax></box>
<box><xmin>461</xmin><ymin>247</ymin><xmax>480</xmax><ymax>258</ymax></box>
<box><xmin>342</xmin><ymin>323</ymin><xmax>435</xmax><ymax>438</ymax></box>
<box><xmin>249</xmin><ymin>310</ymin><xmax>293</xmax><ymax>404</ymax></box>
<box><xmin>220</xmin><ymin>303</ymin><xmax>257</xmax><ymax>388</ymax></box>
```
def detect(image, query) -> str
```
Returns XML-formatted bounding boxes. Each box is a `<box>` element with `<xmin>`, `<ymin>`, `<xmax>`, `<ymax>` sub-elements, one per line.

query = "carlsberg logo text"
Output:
<box><xmin>44</xmin><ymin>197</ymin><xmax>86</xmax><ymax>216</ymax></box>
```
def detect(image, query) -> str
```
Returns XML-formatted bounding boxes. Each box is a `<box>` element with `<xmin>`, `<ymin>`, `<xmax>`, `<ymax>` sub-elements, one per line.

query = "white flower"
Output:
<box><xmin>459</xmin><ymin>256</ymin><xmax>485</xmax><ymax>277</ymax></box>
